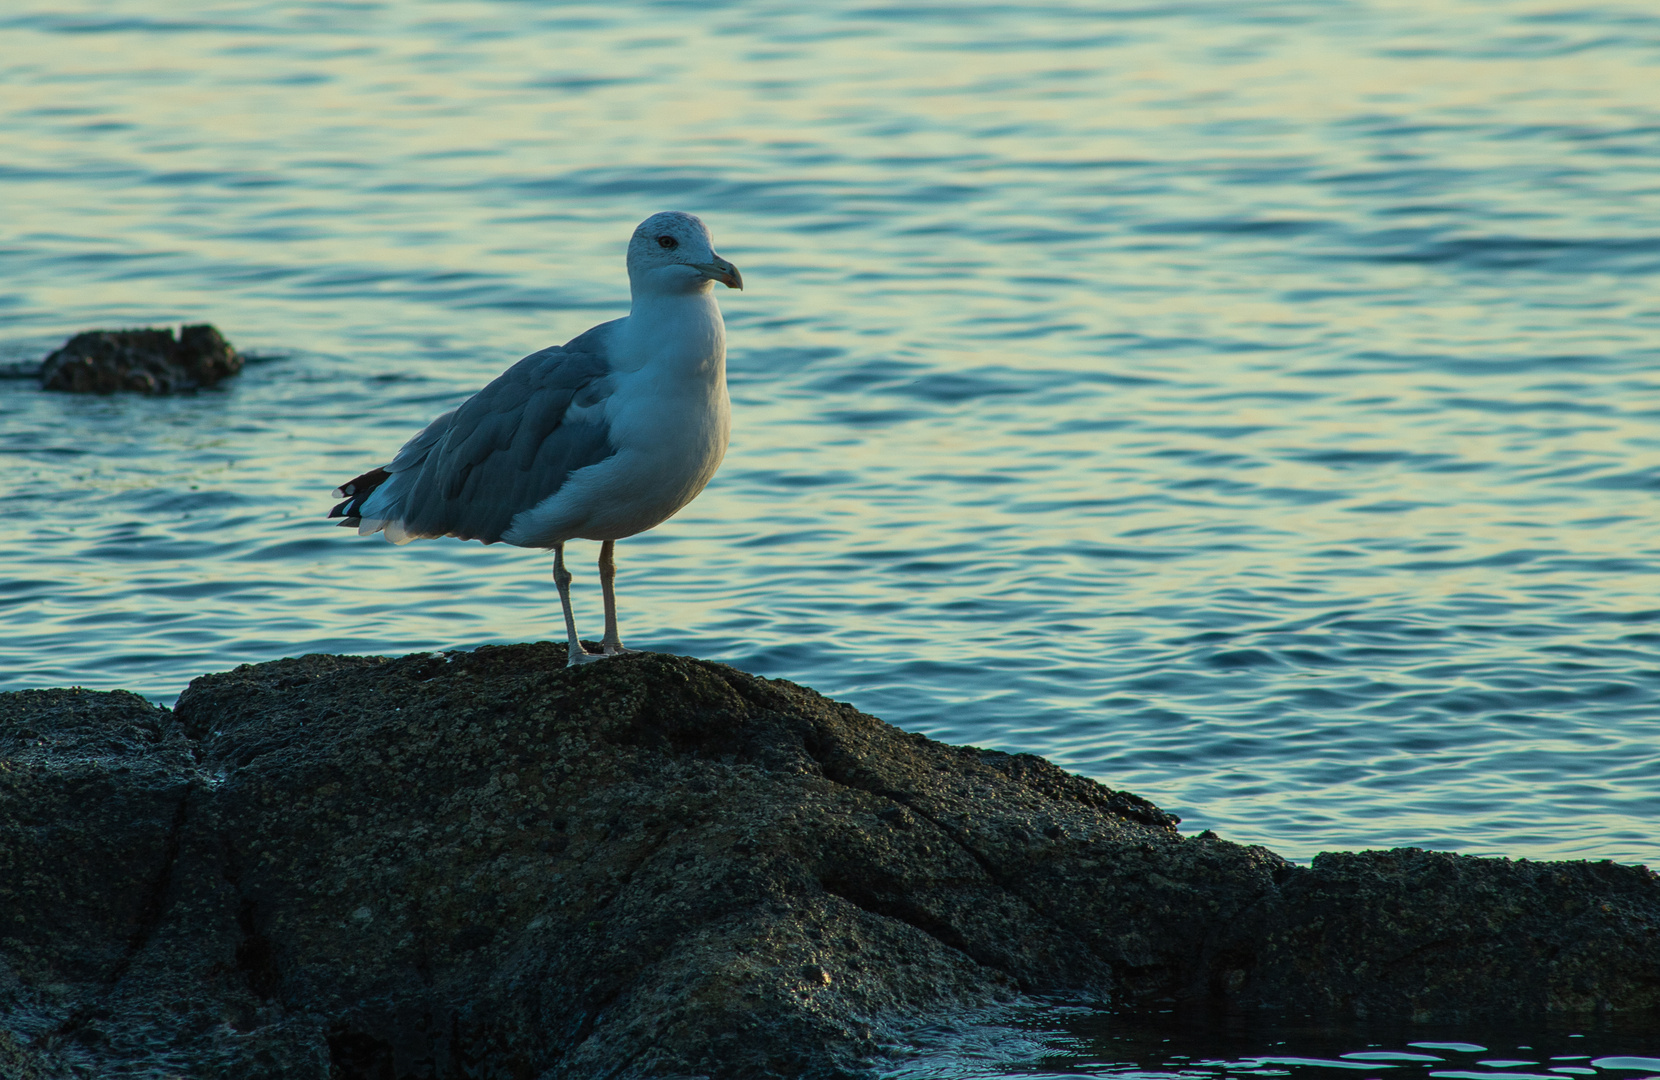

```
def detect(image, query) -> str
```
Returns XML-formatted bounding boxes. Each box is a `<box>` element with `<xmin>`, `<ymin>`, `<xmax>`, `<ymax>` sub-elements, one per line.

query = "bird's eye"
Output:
<box><xmin>657</xmin><ymin>235</ymin><xmax>677</xmax><ymax>250</ymax></box>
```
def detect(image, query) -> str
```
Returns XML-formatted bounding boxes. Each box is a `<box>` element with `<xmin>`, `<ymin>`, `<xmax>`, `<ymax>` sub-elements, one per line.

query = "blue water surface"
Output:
<box><xmin>882</xmin><ymin>1003</ymin><xmax>1660</xmax><ymax>1079</ymax></box>
<box><xmin>2</xmin><ymin>0</ymin><xmax>1657</xmax><ymax>875</ymax></box>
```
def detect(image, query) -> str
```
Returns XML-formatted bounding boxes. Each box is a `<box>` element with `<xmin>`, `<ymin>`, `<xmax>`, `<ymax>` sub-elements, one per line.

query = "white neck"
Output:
<box><xmin>615</xmin><ymin>285</ymin><xmax>726</xmax><ymax>378</ymax></box>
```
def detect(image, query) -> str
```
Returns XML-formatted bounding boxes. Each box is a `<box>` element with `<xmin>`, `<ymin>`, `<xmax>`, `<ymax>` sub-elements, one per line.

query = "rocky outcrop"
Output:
<box><xmin>1</xmin><ymin>646</ymin><xmax>1657</xmax><ymax>1078</ymax></box>
<box><xmin>38</xmin><ymin>325</ymin><xmax>243</xmax><ymax>394</ymax></box>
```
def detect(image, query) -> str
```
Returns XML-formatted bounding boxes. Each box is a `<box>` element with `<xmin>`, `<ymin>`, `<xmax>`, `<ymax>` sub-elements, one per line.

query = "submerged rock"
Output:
<box><xmin>0</xmin><ymin>647</ymin><xmax>1656</xmax><ymax>1078</ymax></box>
<box><xmin>38</xmin><ymin>324</ymin><xmax>243</xmax><ymax>394</ymax></box>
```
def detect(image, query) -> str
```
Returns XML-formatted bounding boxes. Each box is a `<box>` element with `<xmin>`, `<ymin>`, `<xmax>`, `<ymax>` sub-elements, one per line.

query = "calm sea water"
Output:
<box><xmin>882</xmin><ymin>1001</ymin><xmax>1660</xmax><ymax>1079</ymax></box>
<box><xmin>3</xmin><ymin>2</ymin><xmax>1659</xmax><ymax>1051</ymax></box>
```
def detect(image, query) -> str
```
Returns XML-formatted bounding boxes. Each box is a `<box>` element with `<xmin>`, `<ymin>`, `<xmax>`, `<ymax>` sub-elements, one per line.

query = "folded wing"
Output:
<box><xmin>330</xmin><ymin>325</ymin><xmax>618</xmax><ymax>545</ymax></box>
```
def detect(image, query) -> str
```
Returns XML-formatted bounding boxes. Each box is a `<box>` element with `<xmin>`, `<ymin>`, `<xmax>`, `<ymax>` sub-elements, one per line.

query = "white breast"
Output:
<box><xmin>501</xmin><ymin>292</ymin><xmax>731</xmax><ymax>547</ymax></box>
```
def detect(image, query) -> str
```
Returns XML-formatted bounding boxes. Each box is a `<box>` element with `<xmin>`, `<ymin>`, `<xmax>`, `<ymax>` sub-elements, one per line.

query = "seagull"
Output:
<box><xmin>330</xmin><ymin>211</ymin><xmax>742</xmax><ymax>666</ymax></box>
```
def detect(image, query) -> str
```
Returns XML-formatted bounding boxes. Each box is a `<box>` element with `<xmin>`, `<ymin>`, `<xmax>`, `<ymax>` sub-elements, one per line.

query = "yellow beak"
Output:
<box><xmin>693</xmin><ymin>256</ymin><xmax>743</xmax><ymax>290</ymax></box>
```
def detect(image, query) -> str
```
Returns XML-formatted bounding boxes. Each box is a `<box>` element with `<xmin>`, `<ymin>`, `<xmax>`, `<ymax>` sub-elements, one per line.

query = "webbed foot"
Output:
<box><xmin>566</xmin><ymin>645</ymin><xmax>605</xmax><ymax>667</ymax></box>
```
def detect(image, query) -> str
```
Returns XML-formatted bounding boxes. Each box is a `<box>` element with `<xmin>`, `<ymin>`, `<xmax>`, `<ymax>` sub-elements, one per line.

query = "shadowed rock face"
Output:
<box><xmin>38</xmin><ymin>325</ymin><xmax>243</xmax><ymax>394</ymax></box>
<box><xmin>1</xmin><ymin>646</ymin><xmax>1656</xmax><ymax>1078</ymax></box>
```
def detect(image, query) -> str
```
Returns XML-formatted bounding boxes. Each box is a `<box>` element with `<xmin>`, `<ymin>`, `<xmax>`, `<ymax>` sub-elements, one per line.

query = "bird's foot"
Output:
<box><xmin>601</xmin><ymin>641</ymin><xmax>636</xmax><ymax>657</ymax></box>
<box><xmin>566</xmin><ymin>644</ymin><xmax>605</xmax><ymax>667</ymax></box>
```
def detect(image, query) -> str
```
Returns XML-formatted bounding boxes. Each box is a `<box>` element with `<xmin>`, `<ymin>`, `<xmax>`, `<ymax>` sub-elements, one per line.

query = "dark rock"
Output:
<box><xmin>0</xmin><ymin>1026</ymin><xmax>59</xmax><ymax>1080</ymax></box>
<box><xmin>1218</xmin><ymin>847</ymin><xmax>1660</xmax><ymax>1021</ymax></box>
<box><xmin>38</xmin><ymin>325</ymin><xmax>243</xmax><ymax>394</ymax></box>
<box><xmin>1</xmin><ymin>646</ymin><xmax>1657</xmax><ymax>1078</ymax></box>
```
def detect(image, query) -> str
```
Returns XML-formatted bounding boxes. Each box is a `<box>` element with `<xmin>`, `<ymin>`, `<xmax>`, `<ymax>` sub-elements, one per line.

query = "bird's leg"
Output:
<box><xmin>598</xmin><ymin>539</ymin><xmax>634</xmax><ymax>656</ymax></box>
<box><xmin>554</xmin><ymin>542</ymin><xmax>600</xmax><ymax>666</ymax></box>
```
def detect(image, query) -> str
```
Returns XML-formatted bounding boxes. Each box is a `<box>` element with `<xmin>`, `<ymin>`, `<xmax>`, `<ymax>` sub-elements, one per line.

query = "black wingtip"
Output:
<box><xmin>328</xmin><ymin>466</ymin><xmax>391</xmax><ymax>523</ymax></box>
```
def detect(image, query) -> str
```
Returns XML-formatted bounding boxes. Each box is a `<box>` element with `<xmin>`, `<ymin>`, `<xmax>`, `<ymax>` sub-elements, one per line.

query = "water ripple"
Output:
<box><xmin>2</xmin><ymin>0</ymin><xmax>1658</xmax><ymax>889</ymax></box>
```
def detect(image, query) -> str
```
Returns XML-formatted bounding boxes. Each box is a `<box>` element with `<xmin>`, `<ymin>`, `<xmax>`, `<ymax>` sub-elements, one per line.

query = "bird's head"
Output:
<box><xmin>625</xmin><ymin>211</ymin><xmax>743</xmax><ymax>296</ymax></box>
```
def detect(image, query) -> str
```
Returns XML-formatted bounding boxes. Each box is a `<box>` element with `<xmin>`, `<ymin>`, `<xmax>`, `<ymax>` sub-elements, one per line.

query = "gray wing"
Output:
<box><xmin>363</xmin><ymin>322</ymin><xmax>619</xmax><ymax>544</ymax></box>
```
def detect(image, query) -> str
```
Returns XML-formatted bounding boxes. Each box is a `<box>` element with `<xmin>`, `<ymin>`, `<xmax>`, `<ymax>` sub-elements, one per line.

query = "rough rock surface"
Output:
<box><xmin>38</xmin><ymin>325</ymin><xmax>243</xmax><ymax>394</ymax></box>
<box><xmin>1</xmin><ymin>646</ymin><xmax>1656</xmax><ymax>1078</ymax></box>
